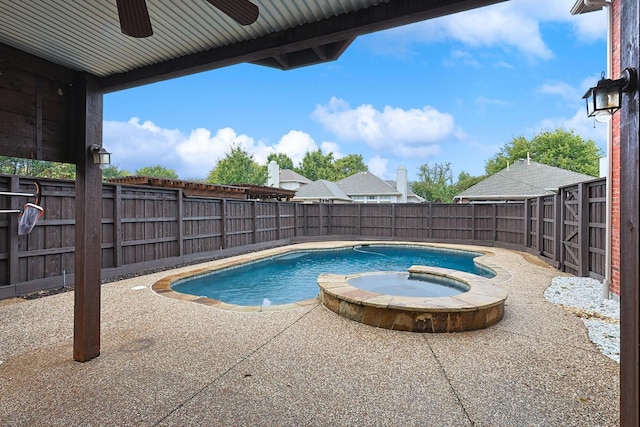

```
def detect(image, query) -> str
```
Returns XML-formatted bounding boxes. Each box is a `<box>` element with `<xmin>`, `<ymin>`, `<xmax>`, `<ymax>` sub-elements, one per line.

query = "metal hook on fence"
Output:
<box><xmin>0</xmin><ymin>181</ymin><xmax>41</xmax><ymax>213</ymax></box>
<box><xmin>0</xmin><ymin>182</ymin><xmax>44</xmax><ymax>235</ymax></box>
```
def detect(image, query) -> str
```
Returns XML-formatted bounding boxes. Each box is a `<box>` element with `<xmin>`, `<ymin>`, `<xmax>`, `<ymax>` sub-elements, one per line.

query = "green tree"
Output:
<box><xmin>412</xmin><ymin>162</ymin><xmax>457</xmax><ymax>203</ymax></box>
<box><xmin>485</xmin><ymin>128</ymin><xmax>603</xmax><ymax>176</ymax></box>
<box><xmin>0</xmin><ymin>157</ymin><xmax>75</xmax><ymax>179</ymax></box>
<box><xmin>334</xmin><ymin>154</ymin><xmax>368</xmax><ymax>180</ymax></box>
<box><xmin>453</xmin><ymin>171</ymin><xmax>485</xmax><ymax>194</ymax></box>
<box><xmin>296</xmin><ymin>150</ymin><xmax>337</xmax><ymax>181</ymax></box>
<box><xmin>135</xmin><ymin>165</ymin><xmax>179</xmax><ymax>179</ymax></box>
<box><xmin>206</xmin><ymin>145</ymin><xmax>267</xmax><ymax>185</ymax></box>
<box><xmin>101</xmin><ymin>165</ymin><xmax>131</xmax><ymax>180</ymax></box>
<box><xmin>267</xmin><ymin>153</ymin><xmax>294</xmax><ymax>170</ymax></box>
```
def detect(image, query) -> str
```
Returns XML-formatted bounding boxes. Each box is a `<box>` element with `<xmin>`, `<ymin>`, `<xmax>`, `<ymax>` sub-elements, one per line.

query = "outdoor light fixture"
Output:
<box><xmin>583</xmin><ymin>67</ymin><xmax>638</xmax><ymax>122</ymax></box>
<box><xmin>89</xmin><ymin>144</ymin><xmax>111</xmax><ymax>169</ymax></box>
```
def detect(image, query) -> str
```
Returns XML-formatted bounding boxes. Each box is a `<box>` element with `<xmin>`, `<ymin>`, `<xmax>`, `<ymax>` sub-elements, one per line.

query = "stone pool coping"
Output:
<box><xmin>318</xmin><ymin>265</ymin><xmax>509</xmax><ymax>333</ymax></box>
<box><xmin>151</xmin><ymin>241</ymin><xmax>512</xmax><ymax>313</ymax></box>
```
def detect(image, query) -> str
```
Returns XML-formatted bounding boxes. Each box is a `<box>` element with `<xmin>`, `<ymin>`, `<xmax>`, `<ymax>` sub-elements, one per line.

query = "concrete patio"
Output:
<box><xmin>0</xmin><ymin>244</ymin><xmax>620</xmax><ymax>426</ymax></box>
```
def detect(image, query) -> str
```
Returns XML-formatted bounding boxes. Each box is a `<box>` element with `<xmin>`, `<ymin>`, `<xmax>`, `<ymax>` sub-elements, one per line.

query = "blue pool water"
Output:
<box><xmin>173</xmin><ymin>245</ymin><xmax>495</xmax><ymax>306</ymax></box>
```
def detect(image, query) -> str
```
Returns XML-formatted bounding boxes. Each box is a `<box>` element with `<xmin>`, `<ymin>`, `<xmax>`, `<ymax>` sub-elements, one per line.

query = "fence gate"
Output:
<box><xmin>560</xmin><ymin>184</ymin><xmax>582</xmax><ymax>276</ymax></box>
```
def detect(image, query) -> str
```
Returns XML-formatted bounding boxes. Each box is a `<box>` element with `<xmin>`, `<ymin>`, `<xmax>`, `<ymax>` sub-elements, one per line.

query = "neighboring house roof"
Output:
<box><xmin>292</xmin><ymin>180</ymin><xmax>352</xmax><ymax>202</ymax></box>
<box><xmin>385</xmin><ymin>179</ymin><xmax>426</xmax><ymax>202</ymax></box>
<box><xmin>280</xmin><ymin>169</ymin><xmax>312</xmax><ymax>185</ymax></box>
<box><xmin>455</xmin><ymin>160</ymin><xmax>595</xmax><ymax>201</ymax></box>
<box><xmin>337</xmin><ymin>172</ymin><xmax>400</xmax><ymax>196</ymax></box>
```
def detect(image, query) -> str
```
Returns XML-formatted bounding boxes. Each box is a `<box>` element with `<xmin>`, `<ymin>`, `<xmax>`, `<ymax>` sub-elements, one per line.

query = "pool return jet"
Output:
<box><xmin>0</xmin><ymin>181</ymin><xmax>44</xmax><ymax>235</ymax></box>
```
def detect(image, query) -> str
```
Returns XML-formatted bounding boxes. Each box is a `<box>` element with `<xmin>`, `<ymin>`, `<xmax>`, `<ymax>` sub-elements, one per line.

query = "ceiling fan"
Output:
<box><xmin>115</xmin><ymin>0</ymin><xmax>259</xmax><ymax>38</ymax></box>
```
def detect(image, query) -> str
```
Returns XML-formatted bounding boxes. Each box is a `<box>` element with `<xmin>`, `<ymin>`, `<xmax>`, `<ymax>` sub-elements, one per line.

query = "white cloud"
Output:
<box><xmin>320</xmin><ymin>141</ymin><xmax>343</xmax><ymax>159</ymax></box>
<box><xmin>365</xmin><ymin>0</ymin><xmax>607</xmax><ymax>61</ymax></box>
<box><xmin>367</xmin><ymin>155</ymin><xmax>389</xmax><ymax>179</ymax></box>
<box><xmin>104</xmin><ymin>118</ymin><xmax>332</xmax><ymax>179</ymax></box>
<box><xmin>538</xmin><ymin>81</ymin><xmax>581</xmax><ymax>100</ymax></box>
<box><xmin>311</xmin><ymin>97</ymin><xmax>459</xmax><ymax>159</ymax></box>
<box><xmin>176</xmin><ymin>127</ymin><xmax>256</xmax><ymax>177</ymax></box>
<box><xmin>103</xmin><ymin>117</ymin><xmax>184</xmax><ymax>173</ymax></box>
<box><xmin>270</xmin><ymin>130</ymin><xmax>319</xmax><ymax>165</ymax></box>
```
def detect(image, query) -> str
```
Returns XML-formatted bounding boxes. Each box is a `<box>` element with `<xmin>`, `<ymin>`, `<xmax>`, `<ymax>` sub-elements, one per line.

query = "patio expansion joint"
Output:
<box><xmin>150</xmin><ymin>304</ymin><xmax>322</xmax><ymax>426</ymax></box>
<box><xmin>421</xmin><ymin>335</ymin><xmax>474</xmax><ymax>426</ymax></box>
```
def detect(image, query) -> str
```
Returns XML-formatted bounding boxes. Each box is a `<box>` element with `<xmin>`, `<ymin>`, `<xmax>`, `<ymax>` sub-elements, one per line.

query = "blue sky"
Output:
<box><xmin>103</xmin><ymin>0</ymin><xmax>609</xmax><ymax>182</ymax></box>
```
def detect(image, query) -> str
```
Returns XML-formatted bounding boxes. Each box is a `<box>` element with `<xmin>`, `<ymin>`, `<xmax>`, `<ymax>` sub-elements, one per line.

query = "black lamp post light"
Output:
<box><xmin>583</xmin><ymin>67</ymin><xmax>638</xmax><ymax>122</ymax></box>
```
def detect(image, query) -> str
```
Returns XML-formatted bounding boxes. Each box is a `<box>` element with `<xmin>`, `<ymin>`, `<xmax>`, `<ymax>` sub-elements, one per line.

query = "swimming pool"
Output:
<box><xmin>171</xmin><ymin>244</ymin><xmax>495</xmax><ymax>306</ymax></box>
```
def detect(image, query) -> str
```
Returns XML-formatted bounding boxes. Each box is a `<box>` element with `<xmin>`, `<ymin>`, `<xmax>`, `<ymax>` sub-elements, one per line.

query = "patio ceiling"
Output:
<box><xmin>0</xmin><ymin>0</ymin><xmax>505</xmax><ymax>92</ymax></box>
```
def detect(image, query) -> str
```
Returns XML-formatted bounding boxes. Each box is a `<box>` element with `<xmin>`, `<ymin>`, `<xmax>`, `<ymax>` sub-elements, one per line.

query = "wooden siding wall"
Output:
<box><xmin>0</xmin><ymin>175</ymin><xmax>606</xmax><ymax>299</ymax></box>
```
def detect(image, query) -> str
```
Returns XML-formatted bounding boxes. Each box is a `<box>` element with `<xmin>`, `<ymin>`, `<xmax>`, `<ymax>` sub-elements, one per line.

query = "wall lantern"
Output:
<box><xmin>89</xmin><ymin>144</ymin><xmax>111</xmax><ymax>169</ymax></box>
<box><xmin>583</xmin><ymin>67</ymin><xmax>638</xmax><ymax>122</ymax></box>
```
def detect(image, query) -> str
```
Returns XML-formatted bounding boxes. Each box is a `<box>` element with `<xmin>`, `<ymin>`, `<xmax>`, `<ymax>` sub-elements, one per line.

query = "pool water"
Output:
<box><xmin>172</xmin><ymin>245</ymin><xmax>494</xmax><ymax>306</ymax></box>
<box><xmin>348</xmin><ymin>272</ymin><xmax>469</xmax><ymax>298</ymax></box>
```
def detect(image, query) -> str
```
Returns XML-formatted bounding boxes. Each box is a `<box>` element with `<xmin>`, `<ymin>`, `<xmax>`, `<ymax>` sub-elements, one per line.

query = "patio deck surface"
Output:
<box><xmin>0</xmin><ymin>243</ymin><xmax>620</xmax><ymax>426</ymax></box>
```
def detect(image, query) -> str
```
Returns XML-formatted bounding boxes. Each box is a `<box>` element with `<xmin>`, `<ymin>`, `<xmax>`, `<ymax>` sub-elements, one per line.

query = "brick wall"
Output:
<box><xmin>610</xmin><ymin>0</ymin><xmax>621</xmax><ymax>296</ymax></box>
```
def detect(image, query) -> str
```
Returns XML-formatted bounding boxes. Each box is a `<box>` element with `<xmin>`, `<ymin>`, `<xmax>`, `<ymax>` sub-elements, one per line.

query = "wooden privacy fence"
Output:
<box><xmin>0</xmin><ymin>174</ymin><xmax>606</xmax><ymax>299</ymax></box>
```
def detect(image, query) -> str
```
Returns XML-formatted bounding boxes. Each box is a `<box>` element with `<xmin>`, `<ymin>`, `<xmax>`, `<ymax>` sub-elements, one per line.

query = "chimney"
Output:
<box><xmin>267</xmin><ymin>161</ymin><xmax>279</xmax><ymax>187</ymax></box>
<box><xmin>397</xmin><ymin>166</ymin><xmax>408</xmax><ymax>203</ymax></box>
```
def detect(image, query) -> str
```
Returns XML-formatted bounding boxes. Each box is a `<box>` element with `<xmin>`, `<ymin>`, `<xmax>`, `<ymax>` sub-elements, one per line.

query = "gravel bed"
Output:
<box><xmin>545</xmin><ymin>276</ymin><xmax>620</xmax><ymax>363</ymax></box>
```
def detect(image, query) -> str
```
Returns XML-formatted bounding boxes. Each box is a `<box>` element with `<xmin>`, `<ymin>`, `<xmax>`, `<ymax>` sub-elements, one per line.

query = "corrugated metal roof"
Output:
<box><xmin>0</xmin><ymin>0</ymin><xmax>385</xmax><ymax>77</ymax></box>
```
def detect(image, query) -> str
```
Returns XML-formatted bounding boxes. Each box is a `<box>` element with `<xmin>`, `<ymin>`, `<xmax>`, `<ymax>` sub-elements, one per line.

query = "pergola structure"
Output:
<box><xmin>1</xmin><ymin>1</ymin><xmax>638</xmax><ymax>425</ymax></box>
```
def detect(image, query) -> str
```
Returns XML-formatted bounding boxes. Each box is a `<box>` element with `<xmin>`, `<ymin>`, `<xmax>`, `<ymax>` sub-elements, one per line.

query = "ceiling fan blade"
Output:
<box><xmin>206</xmin><ymin>0</ymin><xmax>259</xmax><ymax>26</ymax></box>
<box><xmin>116</xmin><ymin>0</ymin><xmax>153</xmax><ymax>38</ymax></box>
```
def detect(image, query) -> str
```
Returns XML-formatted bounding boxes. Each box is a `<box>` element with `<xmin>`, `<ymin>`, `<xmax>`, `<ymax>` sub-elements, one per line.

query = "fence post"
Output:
<box><xmin>357</xmin><ymin>204</ymin><xmax>362</xmax><ymax>237</ymax></box>
<box><xmin>429</xmin><ymin>204</ymin><xmax>433</xmax><ymax>239</ymax></box>
<box><xmin>492</xmin><ymin>204</ymin><xmax>497</xmax><ymax>241</ymax></box>
<box><xmin>177</xmin><ymin>189</ymin><xmax>183</xmax><ymax>257</ymax></box>
<box><xmin>8</xmin><ymin>176</ymin><xmax>20</xmax><ymax>290</ymax></box>
<box><xmin>579</xmin><ymin>182</ymin><xmax>590</xmax><ymax>276</ymax></box>
<box><xmin>471</xmin><ymin>203</ymin><xmax>476</xmax><ymax>242</ymax></box>
<box><xmin>326</xmin><ymin>203</ymin><xmax>331</xmax><ymax>236</ymax></box>
<box><xmin>557</xmin><ymin>191</ymin><xmax>564</xmax><ymax>270</ymax></box>
<box><xmin>303</xmin><ymin>204</ymin><xmax>308</xmax><ymax>236</ymax></box>
<box><xmin>523</xmin><ymin>198</ymin><xmax>530</xmax><ymax>248</ymax></box>
<box><xmin>391</xmin><ymin>204</ymin><xmax>396</xmax><ymax>238</ymax></box>
<box><xmin>114</xmin><ymin>185</ymin><xmax>123</xmax><ymax>267</ymax></box>
<box><xmin>221</xmin><ymin>199</ymin><xmax>227</xmax><ymax>249</ymax></box>
<box><xmin>293</xmin><ymin>203</ymin><xmax>298</xmax><ymax>237</ymax></box>
<box><xmin>252</xmin><ymin>200</ymin><xmax>257</xmax><ymax>244</ymax></box>
<box><xmin>536</xmin><ymin>197</ymin><xmax>544</xmax><ymax>253</ymax></box>
<box><xmin>275</xmin><ymin>202</ymin><xmax>281</xmax><ymax>241</ymax></box>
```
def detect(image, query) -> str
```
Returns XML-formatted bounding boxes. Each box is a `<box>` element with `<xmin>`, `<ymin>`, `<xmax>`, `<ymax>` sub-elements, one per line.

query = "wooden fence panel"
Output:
<box><xmin>255</xmin><ymin>201</ymin><xmax>277</xmax><ymax>243</ymax></box>
<box><xmin>430</xmin><ymin>204</ymin><xmax>474</xmax><ymax>240</ymax></box>
<box><xmin>587</xmin><ymin>180</ymin><xmax>606</xmax><ymax>279</ymax></box>
<box><xmin>17</xmin><ymin>180</ymin><xmax>76</xmax><ymax>283</ymax></box>
<box><xmin>359</xmin><ymin>204</ymin><xmax>393</xmax><ymax>238</ymax></box>
<box><xmin>494</xmin><ymin>204</ymin><xmax>525</xmax><ymax>245</ymax></box>
<box><xmin>470</xmin><ymin>204</ymin><xmax>495</xmax><ymax>241</ymax></box>
<box><xmin>119</xmin><ymin>187</ymin><xmax>179</xmax><ymax>265</ymax></box>
<box><xmin>394</xmin><ymin>204</ymin><xmax>427</xmax><ymax>239</ymax></box>
<box><xmin>561</xmin><ymin>184</ymin><xmax>580</xmax><ymax>276</ymax></box>
<box><xmin>302</xmin><ymin>204</ymin><xmax>320</xmax><ymax>236</ymax></box>
<box><xmin>330</xmin><ymin>204</ymin><xmax>360</xmax><ymax>235</ymax></box>
<box><xmin>279</xmin><ymin>203</ymin><xmax>297</xmax><ymax>239</ymax></box>
<box><xmin>182</xmin><ymin>197</ymin><xmax>223</xmax><ymax>255</ymax></box>
<box><xmin>0</xmin><ymin>174</ymin><xmax>608</xmax><ymax>299</ymax></box>
<box><xmin>225</xmin><ymin>200</ymin><xmax>254</xmax><ymax>247</ymax></box>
